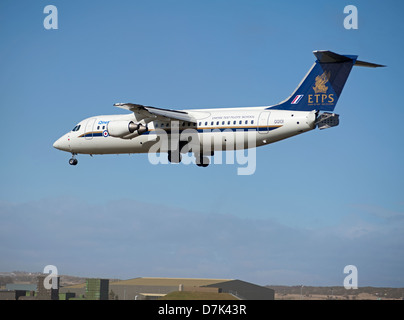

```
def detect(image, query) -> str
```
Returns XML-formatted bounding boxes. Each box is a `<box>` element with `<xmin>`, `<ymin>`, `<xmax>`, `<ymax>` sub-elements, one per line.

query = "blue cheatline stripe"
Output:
<box><xmin>79</xmin><ymin>126</ymin><xmax>282</xmax><ymax>138</ymax></box>
<box><xmin>144</xmin><ymin>126</ymin><xmax>282</xmax><ymax>135</ymax></box>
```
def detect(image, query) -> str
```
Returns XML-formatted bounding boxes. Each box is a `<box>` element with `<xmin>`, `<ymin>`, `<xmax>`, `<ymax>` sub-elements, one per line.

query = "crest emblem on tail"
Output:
<box><xmin>313</xmin><ymin>71</ymin><xmax>331</xmax><ymax>94</ymax></box>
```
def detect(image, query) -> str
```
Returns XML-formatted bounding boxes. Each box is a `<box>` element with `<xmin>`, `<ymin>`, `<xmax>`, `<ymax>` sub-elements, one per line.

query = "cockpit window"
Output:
<box><xmin>72</xmin><ymin>125</ymin><xmax>81</xmax><ymax>132</ymax></box>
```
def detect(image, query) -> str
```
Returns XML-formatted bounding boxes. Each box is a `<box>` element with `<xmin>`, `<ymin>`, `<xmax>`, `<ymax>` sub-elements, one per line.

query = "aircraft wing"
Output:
<box><xmin>114</xmin><ymin>103</ymin><xmax>197</xmax><ymax>123</ymax></box>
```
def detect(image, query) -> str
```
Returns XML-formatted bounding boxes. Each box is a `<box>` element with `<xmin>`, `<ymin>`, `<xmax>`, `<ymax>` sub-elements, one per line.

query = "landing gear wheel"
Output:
<box><xmin>196</xmin><ymin>156</ymin><xmax>209</xmax><ymax>167</ymax></box>
<box><xmin>69</xmin><ymin>158</ymin><xmax>78</xmax><ymax>166</ymax></box>
<box><xmin>168</xmin><ymin>150</ymin><xmax>182</xmax><ymax>163</ymax></box>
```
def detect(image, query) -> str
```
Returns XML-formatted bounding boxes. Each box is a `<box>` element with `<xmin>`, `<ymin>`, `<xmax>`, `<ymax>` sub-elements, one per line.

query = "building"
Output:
<box><xmin>86</xmin><ymin>278</ymin><xmax>109</xmax><ymax>300</ymax></box>
<box><xmin>61</xmin><ymin>277</ymin><xmax>274</xmax><ymax>300</ymax></box>
<box><xmin>206</xmin><ymin>279</ymin><xmax>274</xmax><ymax>300</ymax></box>
<box><xmin>37</xmin><ymin>275</ymin><xmax>60</xmax><ymax>300</ymax></box>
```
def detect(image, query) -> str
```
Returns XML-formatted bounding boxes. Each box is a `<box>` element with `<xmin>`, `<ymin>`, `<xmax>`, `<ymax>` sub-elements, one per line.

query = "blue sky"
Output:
<box><xmin>1</xmin><ymin>0</ymin><xmax>403</xmax><ymax>287</ymax></box>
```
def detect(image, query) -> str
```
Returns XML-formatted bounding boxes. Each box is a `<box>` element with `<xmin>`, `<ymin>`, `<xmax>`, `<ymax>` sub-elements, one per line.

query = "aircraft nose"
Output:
<box><xmin>53</xmin><ymin>135</ymin><xmax>69</xmax><ymax>151</ymax></box>
<box><xmin>53</xmin><ymin>138</ymin><xmax>61</xmax><ymax>150</ymax></box>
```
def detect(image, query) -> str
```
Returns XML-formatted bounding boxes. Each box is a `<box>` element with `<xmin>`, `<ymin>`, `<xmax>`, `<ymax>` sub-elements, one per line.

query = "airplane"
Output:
<box><xmin>53</xmin><ymin>50</ymin><xmax>384</xmax><ymax>167</ymax></box>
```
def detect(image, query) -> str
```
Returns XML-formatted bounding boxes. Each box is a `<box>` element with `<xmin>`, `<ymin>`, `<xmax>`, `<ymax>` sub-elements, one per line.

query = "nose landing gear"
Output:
<box><xmin>69</xmin><ymin>154</ymin><xmax>78</xmax><ymax>166</ymax></box>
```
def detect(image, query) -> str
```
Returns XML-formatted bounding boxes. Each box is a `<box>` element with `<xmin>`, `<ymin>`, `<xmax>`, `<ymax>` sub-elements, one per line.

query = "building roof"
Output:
<box><xmin>62</xmin><ymin>277</ymin><xmax>233</xmax><ymax>290</ymax></box>
<box><xmin>110</xmin><ymin>277</ymin><xmax>232</xmax><ymax>287</ymax></box>
<box><xmin>206</xmin><ymin>279</ymin><xmax>274</xmax><ymax>300</ymax></box>
<box><xmin>6</xmin><ymin>284</ymin><xmax>37</xmax><ymax>291</ymax></box>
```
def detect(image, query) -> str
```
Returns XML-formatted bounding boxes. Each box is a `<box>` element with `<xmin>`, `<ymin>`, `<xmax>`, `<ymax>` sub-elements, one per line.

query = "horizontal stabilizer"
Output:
<box><xmin>313</xmin><ymin>50</ymin><xmax>354</xmax><ymax>63</ymax></box>
<box><xmin>314</xmin><ymin>50</ymin><xmax>385</xmax><ymax>68</ymax></box>
<box><xmin>355</xmin><ymin>60</ymin><xmax>386</xmax><ymax>68</ymax></box>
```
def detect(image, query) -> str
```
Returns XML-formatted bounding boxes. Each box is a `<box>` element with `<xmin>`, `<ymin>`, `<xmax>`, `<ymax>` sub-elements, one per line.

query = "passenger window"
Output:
<box><xmin>222</xmin><ymin>121</ymin><xmax>225</xmax><ymax>125</ymax></box>
<box><xmin>211</xmin><ymin>121</ymin><xmax>214</xmax><ymax>125</ymax></box>
<box><xmin>97</xmin><ymin>126</ymin><xmax>100</xmax><ymax>130</ymax></box>
<box><xmin>228</xmin><ymin>121</ymin><xmax>230</xmax><ymax>125</ymax></box>
<box><xmin>245</xmin><ymin>120</ymin><xmax>248</xmax><ymax>124</ymax></box>
<box><xmin>233</xmin><ymin>121</ymin><xmax>236</xmax><ymax>125</ymax></box>
<box><xmin>103</xmin><ymin>126</ymin><xmax>105</xmax><ymax>129</ymax></box>
<box><xmin>205</xmin><ymin>122</ymin><xmax>208</xmax><ymax>126</ymax></box>
<box><xmin>239</xmin><ymin>121</ymin><xmax>242</xmax><ymax>125</ymax></box>
<box><xmin>251</xmin><ymin>120</ymin><xmax>254</xmax><ymax>124</ymax></box>
<box><xmin>216</xmin><ymin>121</ymin><xmax>219</xmax><ymax>125</ymax></box>
<box><xmin>199</xmin><ymin>122</ymin><xmax>201</xmax><ymax>126</ymax></box>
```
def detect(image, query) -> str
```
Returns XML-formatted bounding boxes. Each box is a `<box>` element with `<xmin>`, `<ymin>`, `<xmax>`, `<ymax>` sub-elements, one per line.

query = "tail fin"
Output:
<box><xmin>269</xmin><ymin>50</ymin><xmax>385</xmax><ymax>112</ymax></box>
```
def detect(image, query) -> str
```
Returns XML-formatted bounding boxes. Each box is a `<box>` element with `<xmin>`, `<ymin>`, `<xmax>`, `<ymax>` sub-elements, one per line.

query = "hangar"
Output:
<box><xmin>61</xmin><ymin>277</ymin><xmax>274</xmax><ymax>300</ymax></box>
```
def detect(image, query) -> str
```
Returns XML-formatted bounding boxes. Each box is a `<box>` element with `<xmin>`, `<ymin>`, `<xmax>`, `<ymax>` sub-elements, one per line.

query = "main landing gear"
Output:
<box><xmin>167</xmin><ymin>150</ymin><xmax>210</xmax><ymax>167</ymax></box>
<box><xmin>167</xmin><ymin>150</ymin><xmax>182</xmax><ymax>163</ymax></box>
<box><xmin>69</xmin><ymin>154</ymin><xmax>78</xmax><ymax>166</ymax></box>
<box><xmin>196</xmin><ymin>155</ymin><xmax>210</xmax><ymax>167</ymax></box>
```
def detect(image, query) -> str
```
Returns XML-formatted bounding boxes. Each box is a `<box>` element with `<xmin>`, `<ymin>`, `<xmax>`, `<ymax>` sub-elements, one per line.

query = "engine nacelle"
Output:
<box><xmin>107</xmin><ymin>121</ymin><xmax>139</xmax><ymax>137</ymax></box>
<box><xmin>121</xmin><ymin>124</ymin><xmax>148</xmax><ymax>139</ymax></box>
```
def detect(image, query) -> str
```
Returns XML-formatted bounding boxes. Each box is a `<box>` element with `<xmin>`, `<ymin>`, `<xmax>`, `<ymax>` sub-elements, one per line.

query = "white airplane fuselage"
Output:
<box><xmin>54</xmin><ymin>107</ymin><xmax>316</xmax><ymax>156</ymax></box>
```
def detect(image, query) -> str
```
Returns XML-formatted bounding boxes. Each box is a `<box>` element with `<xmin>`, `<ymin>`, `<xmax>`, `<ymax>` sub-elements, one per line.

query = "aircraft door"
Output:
<box><xmin>257</xmin><ymin>111</ymin><xmax>270</xmax><ymax>134</ymax></box>
<box><xmin>84</xmin><ymin>118</ymin><xmax>96</xmax><ymax>140</ymax></box>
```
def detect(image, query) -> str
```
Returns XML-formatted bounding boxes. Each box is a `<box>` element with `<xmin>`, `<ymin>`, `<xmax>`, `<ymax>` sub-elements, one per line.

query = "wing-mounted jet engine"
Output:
<box><xmin>107</xmin><ymin>120</ymin><xmax>148</xmax><ymax>139</ymax></box>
